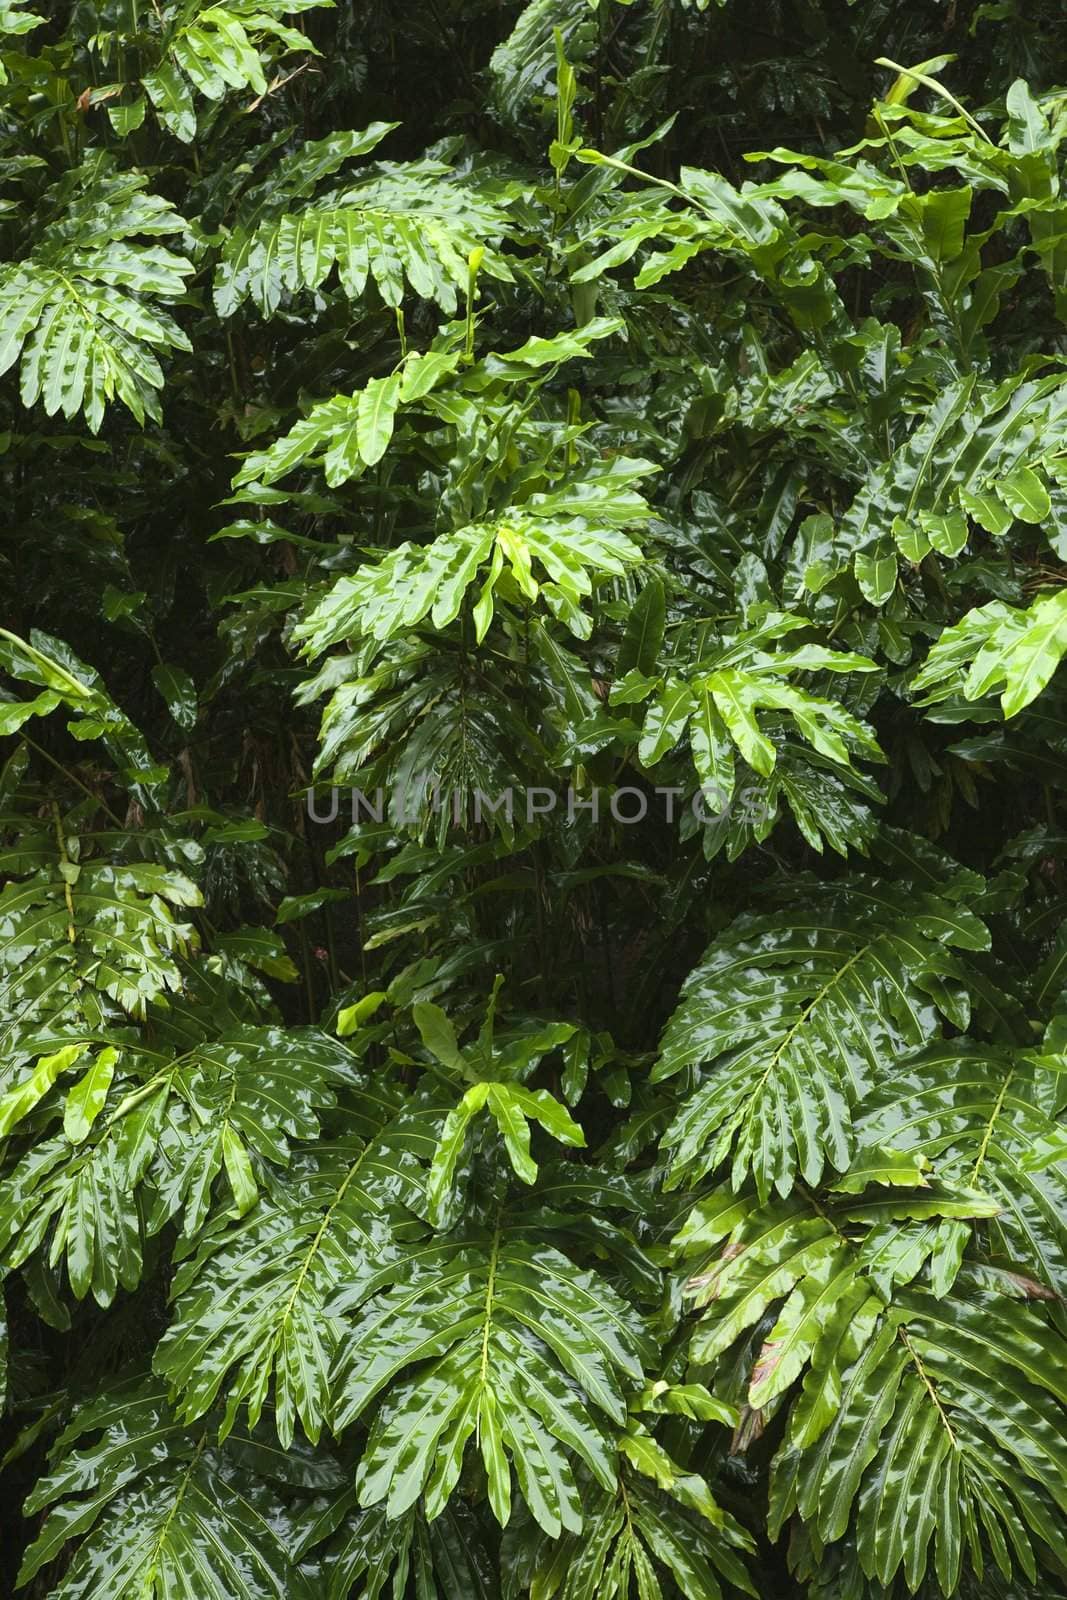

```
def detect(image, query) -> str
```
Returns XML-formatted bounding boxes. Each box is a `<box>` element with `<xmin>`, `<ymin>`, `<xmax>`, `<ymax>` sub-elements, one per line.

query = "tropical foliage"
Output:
<box><xmin>1</xmin><ymin>2</ymin><xmax>1066</xmax><ymax>1597</ymax></box>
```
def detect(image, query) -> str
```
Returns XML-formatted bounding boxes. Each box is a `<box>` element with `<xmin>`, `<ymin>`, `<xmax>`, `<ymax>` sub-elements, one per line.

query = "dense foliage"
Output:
<box><xmin>1</xmin><ymin>2</ymin><xmax>1067</xmax><ymax>1597</ymax></box>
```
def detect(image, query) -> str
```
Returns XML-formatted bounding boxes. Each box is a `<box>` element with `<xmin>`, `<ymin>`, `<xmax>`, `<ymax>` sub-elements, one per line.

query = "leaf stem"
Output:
<box><xmin>970</xmin><ymin>1067</ymin><xmax>1013</xmax><ymax>1188</ymax></box>
<box><xmin>898</xmin><ymin>1326</ymin><xmax>957</xmax><ymax>1447</ymax></box>
<box><xmin>479</xmin><ymin>1222</ymin><xmax>502</xmax><ymax>1390</ymax></box>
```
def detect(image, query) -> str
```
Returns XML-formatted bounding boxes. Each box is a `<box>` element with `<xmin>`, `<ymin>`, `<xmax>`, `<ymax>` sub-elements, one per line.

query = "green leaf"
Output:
<box><xmin>772</xmin><ymin>1286</ymin><xmax>1067</xmax><ymax>1591</ymax></box>
<box><xmin>274</xmin><ymin>887</ymin><xmax>349</xmax><ymax>925</ymax></box>
<box><xmin>143</xmin><ymin>61</ymin><xmax>197</xmax><ymax>141</ymax></box>
<box><xmin>107</xmin><ymin>96</ymin><xmax>147</xmax><ymax>136</ymax></box>
<box><xmin>638</xmin><ymin>677</ymin><xmax>695</xmax><ymax>766</ymax></box>
<box><xmin>63</xmin><ymin>1047</ymin><xmax>118</xmax><ymax>1145</ymax></box>
<box><xmin>427</xmin><ymin>1083</ymin><xmax>489</xmax><ymax>1223</ymax></box>
<box><xmin>689</xmin><ymin>689</ymin><xmax>735</xmax><ymax>808</ymax></box>
<box><xmin>914</xmin><ymin>589</ymin><xmax>1067</xmax><ymax>718</ymax></box>
<box><xmin>0</xmin><ymin>1043</ymin><xmax>87</xmax><ymax>1137</ymax></box>
<box><xmin>213</xmin><ymin>927</ymin><xmax>298</xmax><ymax>981</ymax></box>
<box><xmin>854</xmin><ymin>539</ymin><xmax>899</xmax><ymax>604</ymax></box>
<box><xmin>706</xmin><ymin>670</ymin><xmax>776</xmax><ymax>776</ymax></box>
<box><xmin>214</xmin><ymin>142</ymin><xmax>514</xmax><ymax>318</ymax></box>
<box><xmin>18</xmin><ymin>1381</ymin><xmax>315</xmax><ymax>1597</ymax></box>
<box><xmin>221</xmin><ymin>1124</ymin><xmax>259</xmax><ymax>1217</ymax></box>
<box><xmin>399</xmin><ymin>348</ymin><xmax>462</xmax><ymax>403</ymax></box>
<box><xmin>657</xmin><ymin>875</ymin><xmax>986</xmax><ymax>1198</ymax></box>
<box><xmin>334</xmin><ymin>1232</ymin><xmax>650</xmax><ymax>1535</ymax></box>
<box><xmin>0</xmin><ymin>167</ymin><xmax>193</xmax><ymax>430</ymax></box>
<box><xmin>1006</xmin><ymin>78</ymin><xmax>1052</xmax><ymax>155</ymax></box>
<box><xmin>336</xmin><ymin>992</ymin><xmax>387</xmax><ymax>1035</ymax></box>
<box><xmin>914</xmin><ymin>186</ymin><xmax>972</xmax><ymax>263</ymax></box>
<box><xmin>293</xmin><ymin>464</ymin><xmax>650</xmax><ymax>656</ymax></box>
<box><xmin>855</xmin><ymin>1041</ymin><xmax>1067</xmax><ymax>1294</ymax></box>
<box><xmin>996</xmin><ymin>466</ymin><xmax>1052</xmax><ymax>524</ymax></box>
<box><xmin>959</xmin><ymin>485</ymin><xmax>1013</xmax><ymax>536</ymax></box>
<box><xmin>0</xmin><ymin>688</ymin><xmax>61</xmax><ymax>735</ymax></box>
<box><xmin>487</xmin><ymin>1083</ymin><xmax>538</xmax><ymax>1183</ymax></box>
<box><xmin>151</xmin><ymin>662</ymin><xmax>197</xmax><ymax>731</ymax></box>
<box><xmin>619</xmin><ymin>576</ymin><xmax>666</xmax><ymax>678</ymax></box>
<box><xmin>490</xmin><ymin>317</ymin><xmax>624</xmax><ymax>369</ymax></box>
<box><xmin>918</xmin><ymin>509</ymin><xmax>969</xmax><ymax>557</ymax></box>
<box><xmin>355</xmin><ymin>373</ymin><xmax>402</xmax><ymax>466</ymax></box>
<box><xmin>506</xmin><ymin>1084</ymin><xmax>586</xmax><ymax>1148</ymax></box>
<box><xmin>154</xmin><ymin>1100</ymin><xmax>422</xmax><ymax>1445</ymax></box>
<box><xmin>413</xmin><ymin>1001</ymin><xmax>466</xmax><ymax>1073</ymax></box>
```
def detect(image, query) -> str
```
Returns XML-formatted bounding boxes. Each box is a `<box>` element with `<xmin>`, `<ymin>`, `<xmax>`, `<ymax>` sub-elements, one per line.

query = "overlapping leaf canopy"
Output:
<box><xmin>1</xmin><ymin>2</ymin><xmax>1067</xmax><ymax>1599</ymax></box>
